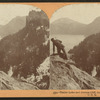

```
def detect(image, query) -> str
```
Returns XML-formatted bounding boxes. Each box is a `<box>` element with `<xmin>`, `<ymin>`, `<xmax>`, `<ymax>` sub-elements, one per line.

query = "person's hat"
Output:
<box><xmin>51</xmin><ymin>38</ymin><xmax>54</xmax><ymax>41</ymax></box>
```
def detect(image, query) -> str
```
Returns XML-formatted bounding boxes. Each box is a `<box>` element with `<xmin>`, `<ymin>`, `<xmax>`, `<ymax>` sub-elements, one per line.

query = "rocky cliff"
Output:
<box><xmin>0</xmin><ymin>9</ymin><xmax>49</xmax><ymax>88</ymax></box>
<box><xmin>49</xmin><ymin>55</ymin><xmax>100</xmax><ymax>89</ymax></box>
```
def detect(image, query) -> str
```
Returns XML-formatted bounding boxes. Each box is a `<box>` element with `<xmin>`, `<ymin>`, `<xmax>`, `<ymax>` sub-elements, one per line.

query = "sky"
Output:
<box><xmin>50</xmin><ymin>4</ymin><xmax>100</xmax><ymax>24</ymax></box>
<box><xmin>0</xmin><ymin>4</ymin><xmax>41</xmax><ymax>25</ymax></box>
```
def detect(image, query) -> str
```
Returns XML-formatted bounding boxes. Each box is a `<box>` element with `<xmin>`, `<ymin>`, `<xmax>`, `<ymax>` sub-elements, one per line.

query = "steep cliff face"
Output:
<box><xmin>49</xmin><ymin>55</ymin><xmax>100</xmax><ymax>89</ymax></box>
<box><xmin>0</xmin><ymin>10</ymin><xmax>49</xmax><ymax>80</ymax></box>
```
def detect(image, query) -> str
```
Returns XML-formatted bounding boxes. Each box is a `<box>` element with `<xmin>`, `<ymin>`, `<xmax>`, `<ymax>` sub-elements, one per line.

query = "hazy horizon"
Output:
<box><xmin>50</xmin><ymin>4</ymin><xmax>100</xmax><ymax>24</ymax></box>
<box><xmin>0</xmin><ymin>4</ymin><xmax>41</xmax><ymax>25</ymax></box>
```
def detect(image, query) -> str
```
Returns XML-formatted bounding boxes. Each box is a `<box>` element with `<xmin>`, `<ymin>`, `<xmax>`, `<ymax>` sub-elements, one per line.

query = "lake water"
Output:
<box><xmin>50</xmin><ymin>34</ymin><xmax>85</xmax><ymax>54</ymax></box>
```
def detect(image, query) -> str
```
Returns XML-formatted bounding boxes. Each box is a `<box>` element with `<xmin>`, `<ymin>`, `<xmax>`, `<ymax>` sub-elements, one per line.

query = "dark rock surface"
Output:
<box><xmin>49</xmin><ymin>55</ymin><xmax>100</xmax><ymax>89</ymax></box>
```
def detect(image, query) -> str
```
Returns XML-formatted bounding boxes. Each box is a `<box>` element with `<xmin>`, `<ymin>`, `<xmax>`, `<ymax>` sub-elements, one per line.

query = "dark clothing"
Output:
<box><xmin>51</xmin><ymin>39</ymin><xmax>68</xmax><ymax>60</ymax></box>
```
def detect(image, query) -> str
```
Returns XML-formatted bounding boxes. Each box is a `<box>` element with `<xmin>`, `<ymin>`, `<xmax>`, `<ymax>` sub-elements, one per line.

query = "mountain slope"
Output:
<box><xmin>49</xmin><ymin>55</ymin><xmax>100</xmax><ymax>89</ymax></box>
<box><xmin>0</xmin><ymin>16</ymin><xmax>26</xmax><ymax>38</ymax></box>
<box><xmin>50</xmin><ymin>18</ymin><xmax>86</xmax><ymax>35</ymax></box>
<box><xmin>51</xmin><ymin>17</ymin><xmax>100</xmax><ymax>37</ymax></box>
<box><xmin>83</xmin><ymin>17</ymin><xmax>100</xmax><ymax>36</ymax></box>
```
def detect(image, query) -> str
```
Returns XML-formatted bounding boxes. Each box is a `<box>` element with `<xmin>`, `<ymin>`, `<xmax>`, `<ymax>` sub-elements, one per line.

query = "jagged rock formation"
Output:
<box><xmin>0</xmin><ymin>71</ymin><xmax>39</xmax><ymax>90</ymax></box>
<box><xmin>49</xmin><ymin>55</ymin><xmax>100</xmax><ymax>89</ymax></box>
<box><xmin>0</xmin><ymin>10</ymin><xmax>49</xmax><ymax>80</ymax></box>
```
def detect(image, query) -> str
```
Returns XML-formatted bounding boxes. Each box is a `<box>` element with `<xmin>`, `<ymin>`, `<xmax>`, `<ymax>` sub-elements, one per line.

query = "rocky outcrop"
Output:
<box><xmin>49</xmin><ymin>55</ymin><xmax>100</xmax><ymax>89</ymax></box>
<box><xmin>0</xmin><ymin>71</ymin><xmax>38</xmax><ymax>90</ymax></box>
<box><xmin>36</xmin><ymin>57</ymin><xmax>50</xmax><ymax>89</ymax></box>
<box><xmin>0</xmin><ymin>10</ymin><xmax>49</xmax><ymax>79</ymax></box>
